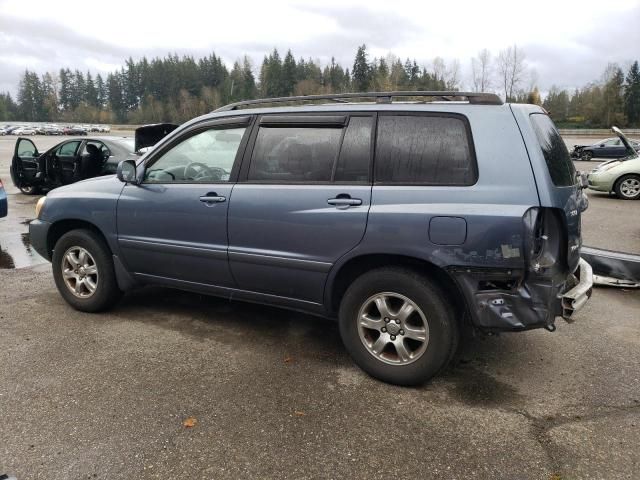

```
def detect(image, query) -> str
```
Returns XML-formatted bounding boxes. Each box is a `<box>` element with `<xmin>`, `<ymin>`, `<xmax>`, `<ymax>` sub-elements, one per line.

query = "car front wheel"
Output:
<box><xmin>614</xmin><ymin>174</ymin><xmax>640</xmax><ymax>200</ymax></box>
<box><xmin>19</xmin><ymin>185</ymin><xmax>41</xmax><ymax>195</ymax></box>
<box><xmin>581</xmin><ymin>151</ymin><xmax>593</xmax><ymax>161</ymax></box>
<box><xmin>339</xmin><ymin>267</ymin><xmax>458</xmax><ymax>386</ymax></box>
<box><xmin>52</xmin><ymin>229</ymin><xmax>123</xmax><ymax>312</ymax></box>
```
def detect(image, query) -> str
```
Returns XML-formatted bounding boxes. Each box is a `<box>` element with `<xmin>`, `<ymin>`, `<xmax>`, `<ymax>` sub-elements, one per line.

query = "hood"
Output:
<box><xmin>135</xmin><ymin>123</ymin><xmax>179</xmax><ymax>152</ymax></box>
<box><xmin>612</xmin><ymin>126</ymin><xmax>639</xmax><ymax>158</ymax></box>
<box><xmin>46</xmin><ymin>173</ymin><xmax>120</xmax><ymax>198</ymax></box>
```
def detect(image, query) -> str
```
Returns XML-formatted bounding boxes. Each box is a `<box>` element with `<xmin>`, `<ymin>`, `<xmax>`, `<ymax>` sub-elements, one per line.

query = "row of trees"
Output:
<box><xmin>1</xmin><ymin>44</ymin><xmax>639</xmax><ymax>127</ymax></box>
<box><xmin>543</xmin><ymin>62</ymin><xmax>640</xmax><ymax>127</ymax></box>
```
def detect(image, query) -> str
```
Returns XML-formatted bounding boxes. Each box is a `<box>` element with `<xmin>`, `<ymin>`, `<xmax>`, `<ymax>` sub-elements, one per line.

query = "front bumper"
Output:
<box><xmin>587</xmin><ymin>173</ymin><xmax>614</xmax><ymax>192</ymax></box>
<box><xmin>29</xmin><ymin>219</ymin><xmax>52</xmax><ymax>261</ymax></box>
<box><xmin>561</xmin><ymin>259</ymin><xmax>593</xmax><ymax>319</ymax></box>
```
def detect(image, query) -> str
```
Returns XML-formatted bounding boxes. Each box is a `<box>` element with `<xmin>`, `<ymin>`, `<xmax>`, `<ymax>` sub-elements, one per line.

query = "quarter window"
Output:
<box><xmin>144</xmin><ymin>127</ymin><xmax>246</xmax><ymax>183</ymax></box>
<box><xmin>530</xmin><ymin>113</ymin><xmax>575</xmax><ymax>187</ymax></box>
<box><xmin>375</xmin><ymin>115</ymin><xmax>476</xmax><ymax>185</ymax></box>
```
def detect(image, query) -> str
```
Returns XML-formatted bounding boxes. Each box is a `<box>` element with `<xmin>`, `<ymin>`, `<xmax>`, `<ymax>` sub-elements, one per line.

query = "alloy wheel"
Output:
<box><xmin>357</xmin><ymin>292</ymin><xmax>429</xmax><ymax>365</ymax></box>
<box><xmin>61</xmin><ymin>246</ymin><xmax>99</xmax><ymax>298</ymax></box>
<box><xmin>620</xmin><ymin>178</ymin><xmax>640</xmax><ymax>198</ymax></box>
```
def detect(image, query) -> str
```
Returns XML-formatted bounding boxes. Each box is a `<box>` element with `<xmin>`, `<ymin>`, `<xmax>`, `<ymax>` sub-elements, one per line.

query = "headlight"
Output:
<box><xmin>35</xmin><ymin>196</ymin><xmax>47</xmax><ymax>218</ymax></box>
<box><xmin>595</xmin><ymin>162</ymin><xmax>621</xmax><ymax>173</ymax></box>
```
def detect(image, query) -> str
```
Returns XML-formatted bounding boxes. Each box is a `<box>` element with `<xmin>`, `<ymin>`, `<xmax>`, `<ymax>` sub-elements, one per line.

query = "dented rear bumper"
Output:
<box><xmin>450</xmin><ymin>259</ymin><xmax>593</xmax><ymax>332</ymax></box>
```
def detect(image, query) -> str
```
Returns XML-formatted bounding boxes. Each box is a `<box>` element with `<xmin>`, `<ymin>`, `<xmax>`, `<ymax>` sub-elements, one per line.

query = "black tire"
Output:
<box><xmin>19</xmin><ymin>185</ymin><xmax>41</xmax><ymax>195</ymax></box>
<box><xmin>614</xmin><ymin>174</ymin><xmax>640</xmax><ymax>200</ymax></box>
<box><xmin>581</xmin><ymin>151</ymin><xmax>593</xmax><ymax>161</ymax></box>
<box><xmin>339</xmin><ymin>267</ymin><xmax>459</xmax><ymax>386</ymax></box>
<box><xmin>51</xmin><ymin>229</ymin><xmax>122</xmax><ymax>312</ymax></box>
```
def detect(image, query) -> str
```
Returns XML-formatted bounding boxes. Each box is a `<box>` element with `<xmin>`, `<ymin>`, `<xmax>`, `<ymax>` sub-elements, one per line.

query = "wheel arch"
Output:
<box><xmin>326</xmin><ymin>253</ymin><xmax>469</xmax><ymax>322</ymax></box>
<box><xmin>46</xmin><ymin>219</ymin><xmax>111</xmax><ymax>259</ymax></box>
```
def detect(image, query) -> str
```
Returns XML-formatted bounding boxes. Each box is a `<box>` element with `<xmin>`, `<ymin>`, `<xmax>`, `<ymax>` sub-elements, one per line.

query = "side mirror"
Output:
<box><xmin>117</xmin><ymin>160</ymin><xmax>139</xmax><ymax>184</ymax></box>
<box><xmin>599</xmin><ymin>144</ymin><xmax>605</xmax><ymax>148</ymax></box>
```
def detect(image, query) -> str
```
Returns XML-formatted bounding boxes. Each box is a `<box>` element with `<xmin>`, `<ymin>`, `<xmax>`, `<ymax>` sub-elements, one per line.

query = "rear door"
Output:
<box><xmin>10</xmin><ymin>137</ymin><xmax>39</xmax><ymax>188</ymax></box>
<box><xmin>227</xmin><ymin>114</ymin><xmax>374</xmax><ymax>304</ymax></box>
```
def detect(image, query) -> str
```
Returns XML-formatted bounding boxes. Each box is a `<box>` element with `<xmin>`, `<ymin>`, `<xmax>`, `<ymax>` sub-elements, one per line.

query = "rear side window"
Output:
<box><xmin>530</xmin><ymin>113</ymin><xmax>576</xmax><ymax>187</ymax></box>
<box><xmin>334</xmin><ymin>116</ymin><xmax>373</xmax><ymax>182</ymax></box>
<box><xmin>375</xmin><ymin>115</ymin><xmax>476</xmax><ymax>185</ymax></box>
<box><xmin>57</xmin><ymin>141</ymin><xmax>81</xmax><ymax>157</ymax></box>
<box><xmin>247</xmin><ymin>116</ymin><xmax>372</xmax><ymax>183</ymax></box>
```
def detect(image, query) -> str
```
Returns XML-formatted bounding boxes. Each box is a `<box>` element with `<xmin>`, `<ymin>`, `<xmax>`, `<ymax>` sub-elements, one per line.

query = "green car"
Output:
<box><xmin>587</xmin><ymin>127</ymin><xmax>640</xmax><ymax>200</ymax></box>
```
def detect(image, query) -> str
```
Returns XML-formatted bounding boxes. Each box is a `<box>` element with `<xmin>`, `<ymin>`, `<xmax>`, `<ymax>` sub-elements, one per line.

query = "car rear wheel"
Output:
<box><xmin>52</xmin><ymin>229</ymin><xmax>122</xmax><ymax>312</ymax></box>
<box><xmin>339</xmin><ymin>267</ymin><xmax>458</xmax><ymax>386</ymax></box>
<box><xmin>581</xmin><ymin>151</ymin><xmax>593</xmax><ymax>161</ymax></box>
<box><xmin>614</xmin><ymin>174</ymin><xmax>640</xmax><ymax>200</ymax></box>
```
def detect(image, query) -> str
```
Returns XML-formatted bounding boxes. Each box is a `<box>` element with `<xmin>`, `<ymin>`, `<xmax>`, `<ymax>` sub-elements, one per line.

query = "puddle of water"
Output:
<box><xmin>0</xmin><ymin>231</ymin><xmax>47</xmax><ymax>269</ymax></box>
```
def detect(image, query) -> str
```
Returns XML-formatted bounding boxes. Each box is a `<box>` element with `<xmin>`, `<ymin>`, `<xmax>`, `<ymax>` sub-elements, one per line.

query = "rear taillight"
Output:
<box><xmin>523</xmin><ymin>207</ymin><xmax>566</xmax><ymax>274</ymax></box>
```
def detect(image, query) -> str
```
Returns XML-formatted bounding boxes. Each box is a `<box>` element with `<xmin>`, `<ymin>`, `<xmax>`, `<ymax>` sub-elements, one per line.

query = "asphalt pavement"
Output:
<box><xmin>0</xmin><ymin>134</ymin><xmax>639</xmax><ymax>479</ymax></box>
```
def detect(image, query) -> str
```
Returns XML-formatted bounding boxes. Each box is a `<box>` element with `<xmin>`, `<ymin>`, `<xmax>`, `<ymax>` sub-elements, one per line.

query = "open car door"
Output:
<box><xmin>10</xmin><ymin>137</ymin><xmax>40</xmax><ymax>190</ymax></box>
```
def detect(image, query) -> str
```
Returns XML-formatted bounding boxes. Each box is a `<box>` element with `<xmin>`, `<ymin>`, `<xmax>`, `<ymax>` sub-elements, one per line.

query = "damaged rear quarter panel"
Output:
<box><xmin>359</xmin><ymin>106</ymin><xmax>546</xmax><ymax>331</ymax></box>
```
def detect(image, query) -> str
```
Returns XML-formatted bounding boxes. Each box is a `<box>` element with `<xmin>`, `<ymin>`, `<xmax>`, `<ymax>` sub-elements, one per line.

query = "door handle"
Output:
<box><xmin>199</xmin><ymin>193</ymin><xmax>226</xmax><ymax>204</ymax></box>
<box><xmin>327</xmin><ymin>196</ymin><xmax>362</xmax><ymax>207</ymax></box>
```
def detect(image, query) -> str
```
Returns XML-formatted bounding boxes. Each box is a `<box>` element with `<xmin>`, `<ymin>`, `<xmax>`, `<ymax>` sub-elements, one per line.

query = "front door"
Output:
<box><xmin>228</xmin><ymin>114</ymin><xmax>374</xmax><ymax>303</ymax></box>
<box><xmin>10</xmin><ymin>137</ymin><xmax>40</xmax><ymax>188</ymax></box>
<box><xmin>117</xmin><ymin>119</ymin><xmax>251</xmax><ymax>288</ymax></box>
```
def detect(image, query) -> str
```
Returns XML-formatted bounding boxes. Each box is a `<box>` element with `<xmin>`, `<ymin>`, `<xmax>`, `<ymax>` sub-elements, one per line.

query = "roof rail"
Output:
<box><xmin>214</xmin><ymin>91</ymin><xmax>503</xmax><ymax>112</ymax></box>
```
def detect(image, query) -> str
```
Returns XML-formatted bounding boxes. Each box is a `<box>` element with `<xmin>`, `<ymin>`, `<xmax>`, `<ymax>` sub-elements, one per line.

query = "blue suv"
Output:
<box><xmin>29</xmin><ymin>91</ymin><xmax>593</xmax><ymax>385</ymax></box>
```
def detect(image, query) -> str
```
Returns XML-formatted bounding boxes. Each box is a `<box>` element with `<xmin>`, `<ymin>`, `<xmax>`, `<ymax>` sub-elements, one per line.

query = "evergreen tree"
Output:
<box><xmin>72</xmin><ymin>70</ymin><xmax>85</xmax><ymax>109</ymax></box>
<box><xmin>17</xmin><ymin>70</ymin><xmax>44</xmax><ymax>121</ymax></box>
<box><xmin>96</xmin><ymin>74</ymin><xmax>107</xmax><ymax>108</ymax></box>
<box><xmin>85</xmin><ymin>71</ymin><xmax>98</xmax><ymax>107</ymax></box>
<box><xmin>282</xmin><ymin>50</ymin><xmax>297</xmax><ymax>96</ymax></box>
<box><xmin>624</xmin><ymin>61</ymin><xmax>640</xmax><ymax>126</ymax></box>
<box><xmin>352</xmin><ymin>45</ymin><xmax>371</xmax><ymax>92</ymax></box>
<box><xmin>58</xmin><ymin>68</ymin><xmax>73</xmax><ymax>112</ymax></box>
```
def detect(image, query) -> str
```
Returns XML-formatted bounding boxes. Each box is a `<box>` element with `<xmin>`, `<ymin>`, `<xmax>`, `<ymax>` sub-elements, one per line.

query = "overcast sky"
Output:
<box><xmin>1</xmin><ymin>0</ymin><xmax>639</xmax><ymax>97</ymax></box>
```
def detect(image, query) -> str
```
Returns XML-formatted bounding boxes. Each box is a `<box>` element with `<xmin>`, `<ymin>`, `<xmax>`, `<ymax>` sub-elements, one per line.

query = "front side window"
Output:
<box><xmin>375</xmin><ymin>115</ymin><xmax>476</xmax><ymax>185</ymax></box>
<box><xmin>145</xmin><ymin>127</ymin><xmax>246</xmax><ymax>183</ymax></box>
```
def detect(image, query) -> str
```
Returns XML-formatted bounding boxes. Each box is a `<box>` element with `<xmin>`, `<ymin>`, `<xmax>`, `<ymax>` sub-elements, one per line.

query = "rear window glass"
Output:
<box><xmin>248</xmin><ymin>127</ymin><xmax>342</xmax><ymax>182</ymax></box>
<box><xmin>530</xmin><ymin>113</ymin><xmax>576</xmax><ymax>187</ymax></box>
<box><xmin>375</xmin><ymin>115</ymin><xmax>476</xmax><ymax>185</ymax></box>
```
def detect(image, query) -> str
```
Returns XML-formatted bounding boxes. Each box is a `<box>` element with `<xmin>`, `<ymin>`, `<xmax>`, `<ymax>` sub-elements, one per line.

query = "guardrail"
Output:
<box><xmin>559</xmin><ymin>129</ymin><xmax>640</xmax><ymax>136</ymax></box>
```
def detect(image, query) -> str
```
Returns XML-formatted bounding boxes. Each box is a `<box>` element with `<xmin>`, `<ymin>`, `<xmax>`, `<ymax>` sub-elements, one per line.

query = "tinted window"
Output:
<box><xmin>375</xmin><ymin>115</ymin><xmax>476</xmax><ymax>185</ymax></box>
<box><xmin>81</xmin><ymin>141</ymin><xmax>110</xmax><ymax>159</ymax></box>
<box><xmin>248</xmin><ymin>126</ymin><xmax>342</xmax><ymax>182</ymax></box>
<box><xmin>17</xmin><ymin>139</ymin><xmax>36</xmax><ymax>157</ymax></box>
<box><xmin>530</xmin><ymin>113</ymin><xmax>576</xmax><ymax>187</ymax></box>
<box><xmin>145</xmin><ymin>127</ymin><xmax>246</xmax><ymax>183</ymax></box>
<box><xmin>57</xmin><ymin>141</ymin><xmax>80</xmax><ymax>156</ymax></box>
<box><xmin>334</xmin><ymin>116</ymin><xmax>372</xmax><ymax>183</ymax></box>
